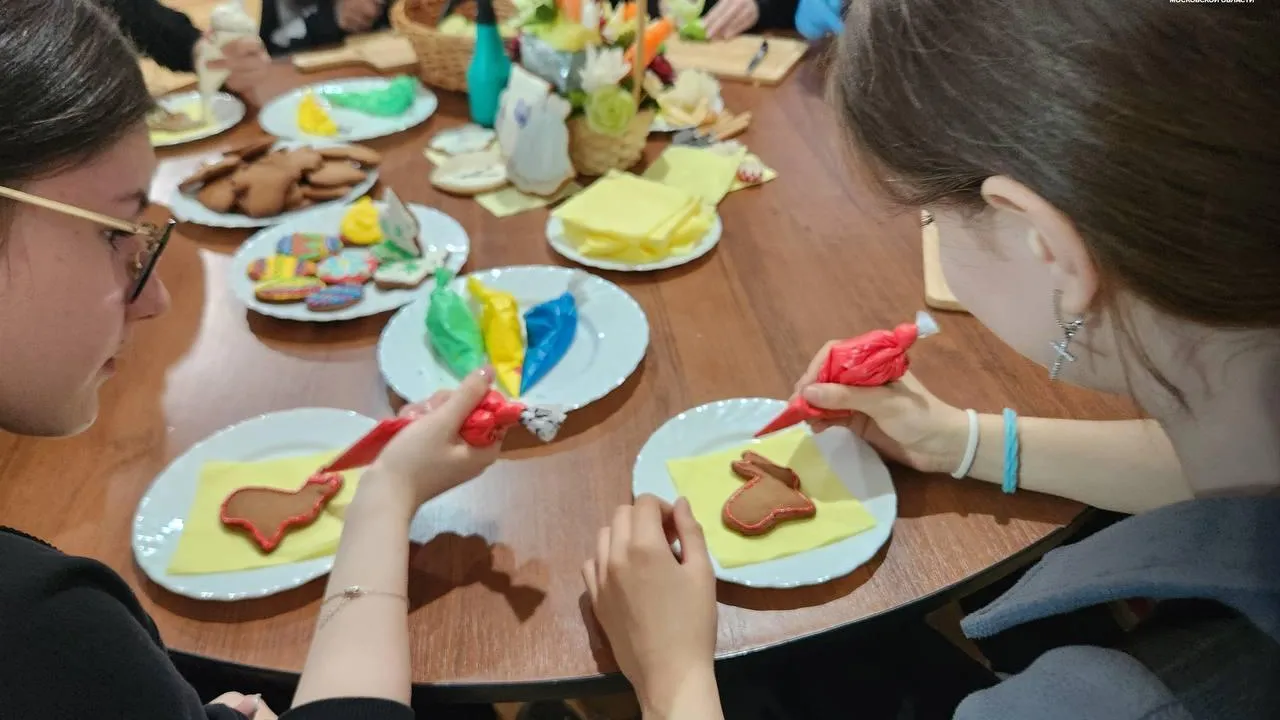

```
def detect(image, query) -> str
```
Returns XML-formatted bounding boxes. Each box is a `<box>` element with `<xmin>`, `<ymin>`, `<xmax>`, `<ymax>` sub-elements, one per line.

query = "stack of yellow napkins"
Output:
<box><xmin>553</xmin><ymin>171</ymin><xmax>714</xmax><ymax>264</ymax></box>
<box><xmin>166</xmin><ymin>451</ymin><xmax>362</xmax><ymax>575</ymax></box>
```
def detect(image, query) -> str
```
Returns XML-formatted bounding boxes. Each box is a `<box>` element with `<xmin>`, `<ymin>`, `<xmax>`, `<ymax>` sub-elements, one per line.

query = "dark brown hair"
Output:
<box><xmin>831</xmin><ymin>1</ymin><xmax>1280</xmax><ymax>329</ymax></box>
<box><xmin>0</xmin><ymin>0</ymin><xmax>152</xmax><ymax>208</ymax></box>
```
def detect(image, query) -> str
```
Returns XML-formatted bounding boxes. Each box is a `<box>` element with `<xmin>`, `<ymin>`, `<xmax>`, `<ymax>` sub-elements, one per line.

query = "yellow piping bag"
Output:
<box><xmin>467</xmin><ymin>276</ymin><xmax>526</xmax><ymax>397</ymax></box>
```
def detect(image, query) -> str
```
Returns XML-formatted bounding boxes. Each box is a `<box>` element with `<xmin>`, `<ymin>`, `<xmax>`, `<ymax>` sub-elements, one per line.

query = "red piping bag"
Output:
<box><xmin>320</xmin><ymin>391</ymin><xmax>566</xmax><ymax>473</ymax></box>
<box><xmin>756</xmin><ymin>311</ymin><xmax>939</xmax><ymax>437</ymax></box>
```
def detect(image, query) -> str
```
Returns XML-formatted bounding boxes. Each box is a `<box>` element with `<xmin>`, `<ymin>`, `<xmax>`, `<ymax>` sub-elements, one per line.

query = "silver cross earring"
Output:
<box><xmin>1049</xmin><ymin>289</ymin><xmax>1086</xmax><ymax>381</ymax></box>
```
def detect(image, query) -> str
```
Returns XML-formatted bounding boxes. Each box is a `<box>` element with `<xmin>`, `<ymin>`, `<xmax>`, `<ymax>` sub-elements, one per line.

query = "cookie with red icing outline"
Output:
<box><xmin>220</xmin><ymin>472</ymin><xmax>344</xmax><ymax>553</ymax></box>
<box><xmin>722</xmin><ymin>451</ymin><xmax>816</xmax><ymax>536</ymax></box>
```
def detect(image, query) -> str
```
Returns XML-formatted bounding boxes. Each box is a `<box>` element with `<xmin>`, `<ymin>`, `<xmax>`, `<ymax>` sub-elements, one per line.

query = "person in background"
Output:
<box><xmin>103</xmin><ymin>0</ymin><xmax>272</xmax><ymax>99</ymax></box>
<box><xmin>0</xmin><ymin>2</ymin><xmax>503</xmax><ymax>717</ymax></box>
<box><xmin>583</xmin><ymin>0</ymin><xmax>1280</xmax><ymax>718</ymax></box>
<box><xmin>261</xmin><ymin>0</ymin><xmax>391</xmax><ymax>56</ymax></box>
<box><xmin>636</xmin><ymin>0</ymin><xmax>798</xmax><ymax>42</ymax></box>
<box><xmin>793</xmin><ymin>0</ymin><xmax>842</xmax><ymax>40</ymax></box>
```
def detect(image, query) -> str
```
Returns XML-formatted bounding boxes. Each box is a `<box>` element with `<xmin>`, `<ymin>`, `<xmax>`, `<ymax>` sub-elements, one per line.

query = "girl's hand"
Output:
<box><xmin>362</xmin><ymin>368</ymin><xmax>502</xmax><ymax>511</ymax></box>
<box><xmin>207</xmin><ymin>36</ymin><xmax>271</xmax><ymax>101</ymax></box>
<box><xmin>703</xmin><ymin>0</ymin><xmax>760</xmax><ymax>40</ymax></box>
<box><xmin>337</xmin><ymin>0</ymin><xmax>386</xmax><ymax>33</ymax></box>
<box><xmin>794</xmin><ymin>345</ymin><xmax>969</xmax><ymax>474</ymax></box>
<box><xmin>209</xmin><ymin>692</ymin><xmax>277</xmax><ymax>720</ymax></box>
<box><xmin>583</xmin><ymin>495</ymin><xmax>718</xmax><ymax>716</ymax></box>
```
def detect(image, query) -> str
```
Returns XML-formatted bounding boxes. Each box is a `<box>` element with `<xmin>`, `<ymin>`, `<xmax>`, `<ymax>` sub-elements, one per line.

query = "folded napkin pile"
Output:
<box><xmin>553</xmin><ymin>171</ymin><xmax>715</xmax><ymax>264</ymax></box>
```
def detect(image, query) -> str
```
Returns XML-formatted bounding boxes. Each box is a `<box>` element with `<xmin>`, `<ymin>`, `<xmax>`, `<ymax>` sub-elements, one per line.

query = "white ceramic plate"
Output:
<box><xmin>229</xmin><ymin>201</ymin><xmax>471</xmax><ymax>322</ymax></box>
<box><xmin>150</xmin><ymin>91</ymin><xmax>246</xmax><ymax>148</ymax></box>
<box><xmin>132</xmin><ymin>408</ymin><xmax>376</xmax><ymax>601</ymax></box>
<box><xmin>650</xmin><ymin>95</ymin><xmax>727</xmax><ymax>133</ymax></box>
<box><xmin>378</xmin><ymin>265</ymin><xmax>649</xmax><ymax>410</ymax></box>
<box><xmin>632</xmin><ymin>398</ymin><xmax>897</xmax><ymax>588</ymax></box>
<box><xmin>260</xmin><ymin>78</ymin><xmax>439</xmax><ymax>142</ymax></box>
<box><xmin>545</xmin><ymin>214</ymin><xmax>722</xmax><ymax>273</ymax></box>
<box><xmin>169</xmin><ymin>140</ymin><xmax>379</xmax><ymax>229</ymax></box>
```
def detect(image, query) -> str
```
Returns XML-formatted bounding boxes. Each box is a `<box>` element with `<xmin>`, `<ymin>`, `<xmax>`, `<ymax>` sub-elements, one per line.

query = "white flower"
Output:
<box><xmin>580</xmin><ymin>46</ymin><xmax>631</xmax><ymax>95</ymax></box>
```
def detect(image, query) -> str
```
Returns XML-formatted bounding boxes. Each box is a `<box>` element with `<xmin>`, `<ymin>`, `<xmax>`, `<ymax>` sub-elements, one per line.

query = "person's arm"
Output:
<box><xmin>291</xmin><ymin>476</ymin><xmax>415</xmax><ymax>707</ymax></box>
<box><xmin>260</xmin><ymin>0</ymin><xmax>345</xmax><ymax>56</ymax></box>
<box><xmin>963</xmin><ymin>417</ymin><xmax>1191</xmax><ymax>515</ymax></box>
<box><xmin>105</xmin><ymin>0</ymin><xmax>204</xmax><ymax>72</ymax></box>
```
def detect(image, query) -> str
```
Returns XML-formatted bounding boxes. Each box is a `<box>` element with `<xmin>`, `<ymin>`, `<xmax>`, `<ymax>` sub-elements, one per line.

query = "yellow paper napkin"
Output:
<box><xmin>166</xmin><ymin>451</ymin><xmax>362</xmax><ymax>575</ymax></box>
<box><xmin>728</xmin><ymin>153</ymin><xmax>778</xmax><ymax>193</ymax></box>
<box><xmin>554</xmin><ymin>171</ymin><xmax>711</xmax><ymax>263</ymax></box>
<box><xmin>476</xmin><ymin>182</ymin><xmax>581</xmax><ymax>218</ymax></box>
<box><xmin>666</xmin><ymin>428</ymin><xmax>877</xmax><ymax>569</ymax></box>
<box><xmin>643</xmin><ymin>145</ymin><xmax>747</xmax><ymax>206</ymax></box>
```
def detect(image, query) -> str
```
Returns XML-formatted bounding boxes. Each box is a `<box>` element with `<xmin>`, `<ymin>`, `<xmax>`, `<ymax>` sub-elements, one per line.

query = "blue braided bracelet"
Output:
<box><xmin>1002</xmin><ymin>408</ymin><xmax>1020</xmax><ymax>494</ymax></box>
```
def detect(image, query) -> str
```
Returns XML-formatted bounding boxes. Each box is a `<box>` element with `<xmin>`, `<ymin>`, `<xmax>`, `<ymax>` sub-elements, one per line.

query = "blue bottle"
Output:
<box><xmin>467</xmin><ymin>0</ymin><xmax>512</xmax><ymax>128</ymax></box>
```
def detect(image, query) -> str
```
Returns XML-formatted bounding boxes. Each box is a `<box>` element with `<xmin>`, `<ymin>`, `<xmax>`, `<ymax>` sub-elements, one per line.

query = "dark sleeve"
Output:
<box><xmin>103</xmin><ymin>0</ymin><xmax>204</xmax><ymax>72</ymax></box>
<box><xmin>260</xmin><ymin>0</ymin><xmax>391</xmax><ymax>57</ymax></box>
<box><xmin>0</xmin><ymin>531</ymin><xmax>224</xmax><ymax>718</ymax></box>
<box><xmin>283</xmin><ymin>698</ymin><xmax>416</xmax><ymax>720</ymax></box>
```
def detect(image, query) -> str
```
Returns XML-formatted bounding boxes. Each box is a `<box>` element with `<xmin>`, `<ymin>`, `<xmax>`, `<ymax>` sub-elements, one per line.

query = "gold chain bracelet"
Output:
<box><xmin>317</xmin><ymin>585</ymin><xmax>408</xmax><ymax>630</ymax></box>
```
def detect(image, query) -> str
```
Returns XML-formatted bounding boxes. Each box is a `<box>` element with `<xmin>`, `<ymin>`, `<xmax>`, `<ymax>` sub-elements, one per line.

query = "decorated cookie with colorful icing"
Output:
<box><xmin>377</xmin><ymin>188</ymin><xmax>422</xmax><ymax>259</ymax></box>
<box><xmin>316</xmin><ymin>250</ymin><xmax>379</xmax><ymax>285</ymax></box>
<box><xmin>246</xmin><ymin>254</ymin><xmax>317</xmax><ymax>282</ymax></box>
<box><xmin>373</xmin><ymin>248</ymin><xmax>447</xmax><ymax>290</ymax></box>
<box><xmin>340</xmin><ymin>197</ymin><xmax>383</xmax><ymax>247</ymax></box>
<box><xmin>305</xmin><ymin>283</ymin><xmax>365</xmax><ymax>312</ymax></box>
<box><xmin>276</xmin><ymin>232</ymin><xmax>343</xmax><ymax>262</ymax></box>
<box><xmin>254</xmin><ymin>276</ymin><xmax>325</xmax><ymax>303</ymax></box>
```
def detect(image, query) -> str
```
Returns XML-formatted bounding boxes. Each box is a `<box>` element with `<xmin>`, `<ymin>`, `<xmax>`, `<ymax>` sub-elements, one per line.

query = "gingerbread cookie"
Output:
<box><xmin>301</xmin><ymin>184</ymin><xmax>353</xmax><ymax>202</ymax></box>
<box><xmin>276</xmin><ymin>233</ymin><xmax>343</xmax><ymax>262</ymax></box>
<box><xmin>316</xmin><ymin>250</ymin><xmax>378</xmax><ymax>285</ymax></box>
<box><xmin>196</xmin><ymin>177</ymin><xmax>238</xmax><ymax>213</ymax></box>
<box><xmin>305</xmin><ymin>283</ymin><xmax>365</xmax><ymax>312</ymax></box>
<box><xmin>246</xmin><ymin>254</ymin><xmax>316</xmax><ymax>282</ymax></box>
<box><xmin>220</xmin><ymin>472</ymin><xmax>344</xmax><ymax>553</ymax></box>
<box><xmin>307</xmin><ymin>161</ymin><xmax>368</xmax><ymax>188</ymax></box>
<box><xmin>254</xmin><ymin>276</ymin><xmax>325</xmax><ymax>303</ymax></box>
<box><xmin>226</xmin><ymin>136</ymin><xmax>277</xmax><ymax>162</ymax></box>
<box><xmin>722</xmin><ymin>451</ymin><xmax>816</xmax><ymax>536</ymax></box>
<box><xmin>178</xmin><ymin>156</ymin><xmax>242</xmax><ymax>193</ymax></box>
<box><xmin>317</xmin><ymin>144</ymin><xmax>382</xmax><ymax>167</ymax></box>
<box><xmin>373</xmin><ymin>248</ymin><xmax>446</xmax><ymax>290</ymax></box>
<box><xmin>234</xmin><ymin>164</ymin><xmax>296</xmax><ymax>218</ymax></box>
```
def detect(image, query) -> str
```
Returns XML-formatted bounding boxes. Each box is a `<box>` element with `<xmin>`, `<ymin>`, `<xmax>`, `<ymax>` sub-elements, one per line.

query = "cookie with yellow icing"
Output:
<box><xmin>246</xmin><ymin>254</ymin><xmax>317</xmax><ymax>282</ymax></box>
<box><xmin>254</xmin><ymin>277</ymin><xmax>325</xmax><ymax>303</ymax></box>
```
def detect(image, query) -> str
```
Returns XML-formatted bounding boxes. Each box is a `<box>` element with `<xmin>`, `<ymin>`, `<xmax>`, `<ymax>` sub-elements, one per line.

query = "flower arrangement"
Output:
<box><xmin>506</xmin><ymin>0</ymin><xmax>682</xmax><ymax>137</ymax></box>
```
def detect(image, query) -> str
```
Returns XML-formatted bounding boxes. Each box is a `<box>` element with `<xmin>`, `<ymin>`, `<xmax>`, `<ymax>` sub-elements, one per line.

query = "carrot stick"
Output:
<box><xmin>624</xmin><ymin>17</ymin><xmax>674</xmax><ymax>69</ymax></box>
<box><xmin>621</xmin><ymin>2</ymin><xmax>637</xmax><ymax>20</ymax></box>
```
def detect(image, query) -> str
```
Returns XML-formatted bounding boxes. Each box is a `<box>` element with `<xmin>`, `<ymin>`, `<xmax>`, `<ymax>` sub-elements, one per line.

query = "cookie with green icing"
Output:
<box><xmin>373</xmin><ymin>248</ymin><xmax>447</xmax><ymax>290</ymax></box>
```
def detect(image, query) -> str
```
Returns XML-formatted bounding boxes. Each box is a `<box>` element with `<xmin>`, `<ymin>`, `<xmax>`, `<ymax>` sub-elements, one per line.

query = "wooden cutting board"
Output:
<box><xmin>293</xmin><ymin>31</ymin><xmax>419</xmax><ymax>73</ymax></box>
<box><xmin>662</xmin><ymin>35</ymin><xmax>808</xmax><ymax>85</ymax></box>
<box><xmin>923</xmin><ymin>215</ymin><xmax>966</xmax><ymax>312</ymax></box>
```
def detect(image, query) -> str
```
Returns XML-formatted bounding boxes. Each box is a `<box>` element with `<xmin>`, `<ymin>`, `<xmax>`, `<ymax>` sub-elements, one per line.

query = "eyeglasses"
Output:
<box><xmin>0</xmin><ymin>185</ymin><xmax>173</xmax><ymax>303</ymax></box>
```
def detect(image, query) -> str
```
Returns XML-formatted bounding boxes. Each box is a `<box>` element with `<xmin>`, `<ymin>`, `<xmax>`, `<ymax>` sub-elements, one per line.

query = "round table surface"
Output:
<box><xmin>0</xmin><ymin>59</ymin><xmax>1137</xmax><ymax>700</ymax></box>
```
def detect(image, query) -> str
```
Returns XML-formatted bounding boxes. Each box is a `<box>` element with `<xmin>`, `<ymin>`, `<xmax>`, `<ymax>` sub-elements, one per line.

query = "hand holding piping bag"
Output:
<box><xmin>426</xmin><ymin>268</ymin><xmax>487</xmax><ymax>380</ymax></box>
<box><xmin>467</xmin><ymin>276</ymin><xmax>525</xmax><ymax>398</ymax></box>
<box><xmin>520</xmin><ymin>276</ymin><xmax>584</xmax><ymax>395</ymax></box>
<box><xmin>756</xmin><ymin>311</ymin><xmax>940</xmax><ymax>437</ymax></box>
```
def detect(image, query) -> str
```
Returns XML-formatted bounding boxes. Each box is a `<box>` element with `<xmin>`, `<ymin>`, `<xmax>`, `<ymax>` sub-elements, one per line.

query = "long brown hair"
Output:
<box><xmin>830</xmin><ymin>1</ymin><xmax>1279</xmax><ymax>329</ymax></box>
<box><xmin>0</xmin><ymin>0</ymin><xmax>152</xmax><ymax>220</ymax></box>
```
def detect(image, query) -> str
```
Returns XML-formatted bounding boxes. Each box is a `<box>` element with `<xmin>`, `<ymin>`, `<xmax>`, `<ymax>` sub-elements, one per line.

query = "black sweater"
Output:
<box><xmin>0</xmin><ymin>527</ymin><xmax>413</xmax><ymax>720</ymax></box>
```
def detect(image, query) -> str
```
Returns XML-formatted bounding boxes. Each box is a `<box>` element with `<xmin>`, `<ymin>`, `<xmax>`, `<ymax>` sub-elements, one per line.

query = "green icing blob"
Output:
<box><xmin>325</xmin><ymin>75</ymin><xmax>418</xmax><ymax>117</ymax></box>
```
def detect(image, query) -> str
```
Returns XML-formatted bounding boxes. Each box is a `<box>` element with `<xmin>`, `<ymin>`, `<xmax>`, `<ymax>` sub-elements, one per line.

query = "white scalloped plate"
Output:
<box><xmin>150</xmin><ymin>91</ymin><xmax>246</xmax><ymax>148</ymax></box>
<box><xmin>259</xmin><ymin>78</ymin><xmax>439</xmax><ymax>143</ymax></box>
<box><xmin>228</xmin><ymin>201</ymin><xmax>470</xmax><ymax>323</ymax></box>
<box><xmin>545</xmin><ymin>214</ymin><xmax>723</xmax><ymax>273</ymax></box>
<box><xmin>378</xmin><ymin>265</ymin><xmax>649</xmax><ymax>410</ymax></box>
<box><xmin>168</xmin><ymin>139</ymin><xmax>379</xmax><ymax>229</ymax></box>
<box><xmin>632</xmin><ymin>398</ymin><xmax>897</xmax><ymax>588</ymax></box>
<box><xmin>132</xmin><ymin>408</ymin><xmax>376</xmax><ymax>601</ymax></box>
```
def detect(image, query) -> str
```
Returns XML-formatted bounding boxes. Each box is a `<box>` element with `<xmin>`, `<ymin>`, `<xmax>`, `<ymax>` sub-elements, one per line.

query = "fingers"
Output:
<box><xmin>706</xmin><ymin>0</ymin><xmax>757</xmax><ymax>40</ymax></box>
<box><xmin>631</xmin><ymin>493</ymin><xmax>669</xmax><ymax>548</ymax></box>
<box><xmin>596</xmin><ymin>525</ymin><xmax>611</xmax><ymax>588</ymax></box>
<box><xmin>581</xmin><ymin>559</ymin><xmax>599</xmax><ymax>602</ymax></box>
<box><xmin>434</xmin><ymin>367</ymin><xmax>494</xmax><ymax>426</ymax></box>
<box><xmin>670</xmin><ymin>497</ymin><xmax>710</xmax><ymax>569</ymax></box>
<box><xmin>795</xmin><ymin>340</ymin><xmax>836</xmax><ymax>394</ymax></box>
<box><xmin>802</xmin><ymin>382</ymin><xmax>894</xmax><ymax>413</ymax></box>
<box><xmin>609</xmin><ymin>504</ymin><xmax>632</xmax><ymax>566</ymax></box>
<box><xmin>210</xmin><ymin>692</ymin><xmax>261</xmax><ymax>717</ymax></box>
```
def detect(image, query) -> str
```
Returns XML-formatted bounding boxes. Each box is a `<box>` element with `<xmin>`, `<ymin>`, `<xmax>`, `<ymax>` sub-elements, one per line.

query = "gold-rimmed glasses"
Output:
<box><xmin>0</xmin><ymin>185</ymin><xmax>173</xmax><ymax>303</ymax></box>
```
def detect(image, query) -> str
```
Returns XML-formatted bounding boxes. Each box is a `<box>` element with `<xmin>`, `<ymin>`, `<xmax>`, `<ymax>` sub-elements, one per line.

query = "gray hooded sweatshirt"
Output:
<box><xmin>955</xmin><ymin>496</ymin><xmax>1280</xmax><ymax>719</ymax></box>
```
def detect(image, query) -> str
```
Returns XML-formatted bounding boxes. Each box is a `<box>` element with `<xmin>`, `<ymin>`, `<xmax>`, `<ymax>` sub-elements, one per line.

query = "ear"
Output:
<box><xmin>980</xmin><ymin>176</ymin><xmax>1099</xmax><ymax>316</ymax></box>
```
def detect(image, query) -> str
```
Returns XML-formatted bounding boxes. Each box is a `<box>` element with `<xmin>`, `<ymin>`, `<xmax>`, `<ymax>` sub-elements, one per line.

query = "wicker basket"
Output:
<box><xmin>391</xmin><ymin>0</ymin><xmax>517</xmax><ymax>93</ymax></box>
<box><xmin>568</xmin><ymin>109</ymin><xmax>655</xmax><ymax>176</ymax></box>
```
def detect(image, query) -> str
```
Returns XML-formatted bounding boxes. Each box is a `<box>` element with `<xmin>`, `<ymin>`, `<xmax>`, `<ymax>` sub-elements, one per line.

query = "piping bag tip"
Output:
<box><xmin>754</xmin><ymin>403</ymin><xmax>809</xmax><ymax>438</ymax></box>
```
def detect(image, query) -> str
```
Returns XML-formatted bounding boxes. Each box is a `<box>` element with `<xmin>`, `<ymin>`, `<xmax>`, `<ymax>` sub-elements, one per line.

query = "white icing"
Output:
<box><xmin>429</xmin><ymin>125</ymin><xmax>497</xmax><ymax>155</ymax></box>
<box><xmin>378</xmin><ymin>188</ymin><xmax>422</xmax><ymax>258</ymax></box>
<box><xmin>196</xmin><ymin>2</ymin><xmax>257</xmax><ymax>117</ymax></box>
<box><xmin>374</xmin><ymin>248</ymin><xmax>447</xmax><ymax>285</ymax></box>
<box><xmin>520</xmin><ymin>406</ymin><xmax>566</xmax><ymax>442</ymax></box>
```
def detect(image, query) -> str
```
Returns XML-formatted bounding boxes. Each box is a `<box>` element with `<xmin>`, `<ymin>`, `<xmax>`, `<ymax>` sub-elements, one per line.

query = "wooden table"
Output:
<box><xmin>0</xmin><ymin>60</ymin><xmax>1136</xmax><ymax>702</ymax></box>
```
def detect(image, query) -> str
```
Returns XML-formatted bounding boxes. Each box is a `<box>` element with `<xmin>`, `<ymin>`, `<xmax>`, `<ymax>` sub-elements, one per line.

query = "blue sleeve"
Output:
<box><xmin>794</xmin><ymin>0</ymin><xmax>844</xmax><ymax>40</ymax></box>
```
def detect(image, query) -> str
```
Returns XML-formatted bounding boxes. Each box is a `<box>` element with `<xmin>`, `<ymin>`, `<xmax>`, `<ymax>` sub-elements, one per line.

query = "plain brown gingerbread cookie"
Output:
<box><xmin>722</xmin><ymin>451</ymin><xmax>816</xmax><ymax>536</ymax></box>
<box><xmin>301</xmin><ymin>184</ymin><xmax>353</xmax><ymax>201</ymax></box>
<box><xmin>226</xmin><ymin>135</ymin><xmax>277</xmax><ymax>162</ymax></box>
<box><xmin>178</xmin><ymin>155</ymin><xmax>241</xmax><ymax>194</ymax></box>
<box><xmin>307</xmin><ymin>161</ymin><xmax>368</xmax><ymax>188</ymax></box>
<box><xmin>236</xmin><ymin>165</ymin><xmax>296</xmax><ymax>218</ymax></box>
<box><xmin>196</xmin><ymin>176</ymin><xmax>239</xmax><ymax>213</ymax></box>
<box><xmin>317</xmin><ymin>144</ymin><xmax>382</xmax><ymax>167</ymax></box>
